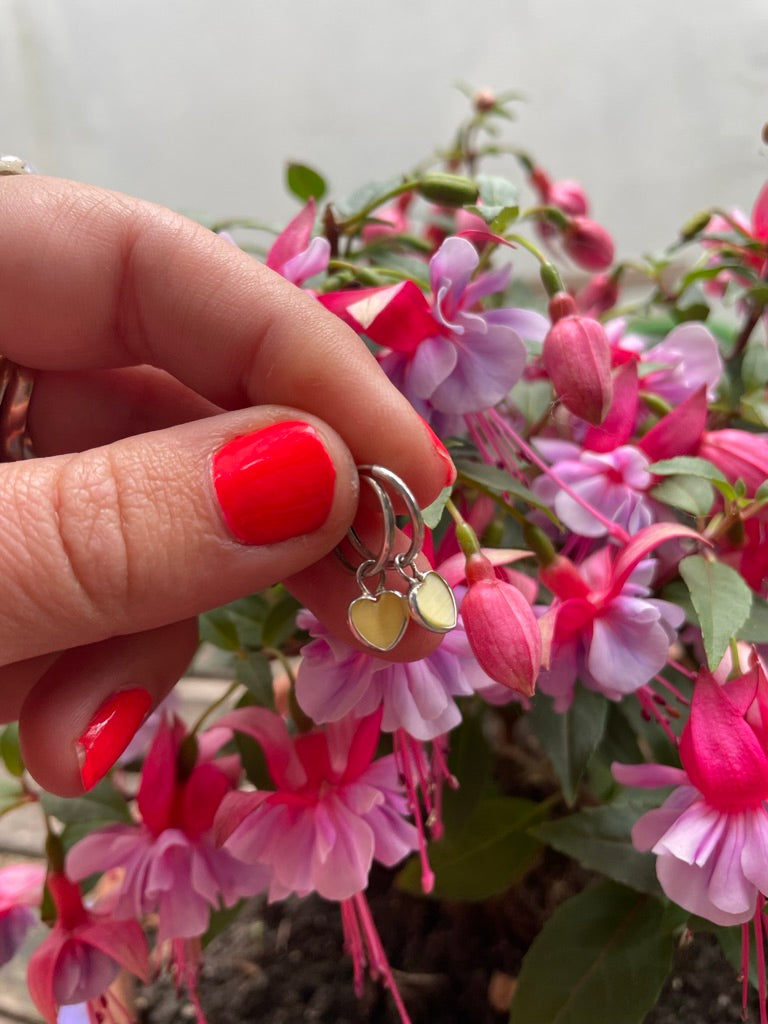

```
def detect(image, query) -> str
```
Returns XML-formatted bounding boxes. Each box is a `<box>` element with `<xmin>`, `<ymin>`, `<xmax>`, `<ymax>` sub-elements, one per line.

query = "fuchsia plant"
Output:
<box><xmin>3</xmin><ymin>91</ymin><xmax>768</xmax><ymax>1024</ymax></box>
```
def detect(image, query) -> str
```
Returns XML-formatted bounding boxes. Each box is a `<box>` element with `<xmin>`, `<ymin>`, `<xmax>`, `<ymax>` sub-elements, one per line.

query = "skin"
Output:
<box><xmin>0</xmin><ymin>177</ymin><xmax>449</xmax><ymax>795</ymax></box>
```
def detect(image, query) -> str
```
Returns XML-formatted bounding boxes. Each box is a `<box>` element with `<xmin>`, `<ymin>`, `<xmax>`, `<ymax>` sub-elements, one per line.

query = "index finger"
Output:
<box><xmin>0</xmin><ymin>177</ymin><xmax>454</xmax><ymax>505</ymax></box>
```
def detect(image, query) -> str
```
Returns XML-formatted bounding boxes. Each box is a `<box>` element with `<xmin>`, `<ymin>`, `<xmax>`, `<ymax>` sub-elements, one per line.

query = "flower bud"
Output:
<box><xmin>698</xmin><ymin>429</ymin><xmax>768</xmax><ymax>495</ymax></box>
<box><xmin>575</xmin><ymin>272</ymin><xmax>620</xmax><ymax>317</ymax></box>
<box><xmin>542</xmin><ymin>306</ymin><xmax>614</xmax><ymax>424</ymax></box>
<box><xmin>563</xmin><ymin>216</ymin><xmax>614</xmax><ymax>271</ymax></box>
<box><xmin>417</xmin><ymin>173</ymin><xmax>479</xmax><ymax>208</ymax></box>
<box><xmin>461</xmin><ymin>553</ymin><xmax>542</xmax><ymax>696</ymax></box>
<box><xmin>548</xmin><ymin>179</ymin><xmax>589</xmax><ymax>216</ymax></box>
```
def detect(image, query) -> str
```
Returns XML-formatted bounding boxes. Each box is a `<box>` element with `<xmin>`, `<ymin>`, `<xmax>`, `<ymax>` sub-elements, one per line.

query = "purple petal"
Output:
<box><xmin>430</xmin><ymin>321</ymin><xmax>527</xmax><ymax>412</ymax></box>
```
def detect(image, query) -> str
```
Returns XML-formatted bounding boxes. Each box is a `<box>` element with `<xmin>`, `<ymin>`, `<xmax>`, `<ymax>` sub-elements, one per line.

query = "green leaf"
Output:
<box><xmin>509</xmin><ymin>881</ymin><xmax>683</xmax><ymax>1024</ymax></box>
<box><xmin>648</xmin><ymin>456</ymin><xmax>731</xmax><ymax>487</ymax></box>
<box><xmin>650</xmin><ymin>475</ymin><xmax>714</xmax><ymax>516</ymax></box>
<box><xmin>742</xmin><ymin>342</ymin><xmax>768</xmax><ymax>391</ymax></box>
<box><xmin>235</xmin><ymin>650</ymin><xmax>275</xmax><ymax>708</ymax></box>
<box><xmin>740</xmin><ymin>389</ymin><xmax>768</xmax><ymax>428</ymax></box>
<box><xmin>285</xmin><ymin>162</ymin><xmax>327</xmax><ymax>202</ymax></box>
<box><xmin>0</xmin><ymin>722</ymin><xmax>24</xmax><ymax>777</ymax></box>
<box><xmin>455</xmin><ymin>459</ymin><xmax>559</xmax><ymax>522</ymax></box>
<box><xmin>737</xmin><ymin>595</ymin><xmax>768</xmax><ymax>642</ymax></box>
<box><xmin>41</xmin><ymin>777</ymin><xmax>132</xmax><ymax>825</ymax></box>
<box><xmin>531</xmin><ymin>805</ymin><xmax>661</xmax><ymax>896</ymax></box>
<box><xmin>466</xmin><ymin>174</ymin><xmax>519</xmax><ymax>231</ymax></box>
<box><xmin>529</xmin><ymin>686</ymin><xmax>608</xmax><ymax>806</ymax></box>
<box><xmin>441</xmin><ymin>704</ymin><xmax>495</xmax><ymax>832</ymax></box>
<box><xmin>421</xmin><ymin>484</ymin><xmax>452</xmax><ymax>529</ymax></box>
<box><xmin>679</xmin><ymin>555</ymin><xmax>753</xmax><ymax>669</ymax></box>
<box><xmin>261</xmin><ymin>591</ymin><xmax>301</xmax><ymax>649</ymax></box>
<box><xmin>396</xmin><ymin>796</ymin><xmax>544</xmax><ymax>901</ymax></box>
<box><xmin>199</xmin><ymin>607</ymin><xmax>241</xmax><ymax>650</ymax></box>
<box><xmin>0</xmin><ymin>777</ymin><xmax>27</xmax><ymax>816</ymax></box>
<box><xmin>203</xmin><ymin>898</ymin><xmax>249</xmax><ymax>948</ymax></box>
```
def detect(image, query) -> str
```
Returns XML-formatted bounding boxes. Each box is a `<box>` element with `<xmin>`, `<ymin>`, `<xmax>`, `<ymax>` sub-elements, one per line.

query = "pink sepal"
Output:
<box><xmin>584</xmin><ymin>362</ymin><xmax>639</xmax><ymax>452</ymax></box>
<box><xmin>751</xmin><ymin>181</ymin><xmax>768</xmax><ymax>242</ymax></box>
<box><xmin>611</xmin><ymin>761</ymin><xmax>689</xmax><ymax>788</ymax></box>
<box><xmin>266</xmin><ymin>198</ymin><xmax>316</xmax><ymax>273</ymax></box>
<box><xmin>319</xmin><ymin>280</ymin><xmax>437</xmax><ymax>353</ymax></box>
<box><xmin>609</xmin><ymin>523</ymin><xmax>703</xmax><ymax>597</ymax></box>
<box><xmin>638</xmin><ymin>386</ymin><xmax>708</xmax><ymax>462</ymax></box>
<box><xmin>215</xmin><ymin>707</ymin><xmax>308</xmax><ymax>791</ymax></box>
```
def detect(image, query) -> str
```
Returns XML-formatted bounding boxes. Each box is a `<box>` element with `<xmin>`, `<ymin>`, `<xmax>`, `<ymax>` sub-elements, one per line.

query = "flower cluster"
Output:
<box><xmin>3</xmin><ymin>91</ymin><xmax>768</xmax><ymax>1024</ymax></box>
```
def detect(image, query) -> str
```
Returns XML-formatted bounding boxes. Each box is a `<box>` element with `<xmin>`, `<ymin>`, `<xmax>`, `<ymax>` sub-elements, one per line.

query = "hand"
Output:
<box><xmin>0</xmin><ymin>177</ymin><xmax>453</xmax><ymax>794</ymax></box>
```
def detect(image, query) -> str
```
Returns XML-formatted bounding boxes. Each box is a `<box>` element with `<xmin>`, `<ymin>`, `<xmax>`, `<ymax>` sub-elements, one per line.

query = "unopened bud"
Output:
<box><xmin>548</xmin><ymin>179</ymin><xmax>589</xmax><ymax>217</ymax></box>
<box><xmin>417</xmin><ymin>173</ymin><xmax>479</xmax><ymax>208</ymax></box>
<box><xmin>542</xmin><ymin>312</ymin><xmax>613</xmax><ymax>423</ymax></box>
<box><xmin>575</xmin><ymin>273</ymin><xmax>620</xmax><ymax>317</ymax></box>
<box><xmin>679</xmin><ymin>210</ymin><xmax>713</xmax><ymax>242</ymax></box>
<box><xmin>461</xmin><ymin>569</ymin><xmax>542</xmax><ymax>696</ymax></box>
<box><xmin>473</xmin><ymin>88</ymin><xmax>497</xmax><ymax>113</ymax></box>
<box><xmin>563</xmin><ymin>216</ymin><xmax>614</xmax><ymax>271</ymax></box>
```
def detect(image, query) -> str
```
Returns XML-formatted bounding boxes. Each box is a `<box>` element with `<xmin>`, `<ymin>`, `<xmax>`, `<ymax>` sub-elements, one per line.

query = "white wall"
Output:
<box><xmin>1</xmin><ymin>0</ymin><xmax>767</xmax><ymax>260</ymax></box>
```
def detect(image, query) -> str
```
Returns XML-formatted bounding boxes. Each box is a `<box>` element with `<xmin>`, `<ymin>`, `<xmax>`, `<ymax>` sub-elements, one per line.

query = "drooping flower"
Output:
<box><xmin>67</xmin><ymin>716</ymin><xmax>262</xmax><ymax>942</ymax></box>
<box><xmin>536</xmin><ymin>524</ymin><xmax>697</xmax><ymax>710</ymax></box>
<box><xmin>265</xmin><ymin>197</ymin><xmax>331</xmax><ymax>286</ymax></box>
<box><xmin>0</xmin><ymin>863</ymin><xmax>45</xmax><ymax>967</ymax></box>
<box><xmin>214</xmin><ymin>708</ymin><xmax>416</xmax><ymax>902</ymax></box>
<box><xmin>27</xmin><ymin>871</ymin><xmax>148</xmax><ymax>1024</ymax></box>
<box><xmin>319</xmin><ymin>235</ymin><xmax>547</xmax><ymax>428</ymax></box>
<box><xmin>614</xmin><ymin>664</ymin><xmax>768</xmax><ymax>927</ymax></box>
<box><xmin>562</xmin><ymin>216</ymin><xmax>615</xmax><ymax>271</ymax></box>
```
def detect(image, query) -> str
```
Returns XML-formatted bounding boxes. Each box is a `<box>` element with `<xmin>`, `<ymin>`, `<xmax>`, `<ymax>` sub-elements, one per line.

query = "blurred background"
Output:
<box><xmin>1</xmin><ymin>0</ymin><xmax>767</xmax><ymax>260</ymax></box>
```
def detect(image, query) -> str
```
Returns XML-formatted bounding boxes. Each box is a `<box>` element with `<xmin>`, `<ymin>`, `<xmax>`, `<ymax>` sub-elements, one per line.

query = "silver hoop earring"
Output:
<box><xmin>342</xmin><ymin>466</ymin><xmax>457</xmax><ymax>652</ymax></box>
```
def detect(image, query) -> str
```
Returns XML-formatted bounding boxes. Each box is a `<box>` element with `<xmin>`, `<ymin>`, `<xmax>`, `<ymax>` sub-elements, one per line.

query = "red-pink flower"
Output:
<box><xmin>265</xmin><ymin>198</ymin><xmax>330</xmax><ymax>286</ymax></box>
<box><xmin>698</xmin><ymin>428</ymin><xmax>768</xmax><ymax>496</ymax></box>
<box><xmin>214</xmin><ymin>708</ymin><xmax>417</xmax><ymax>902</ymax></box>
<box><xmin>562</xmin><ymin>216</ymin><xmax>615</xmax><ymax>271</ymax></box>
<box><xmin>615</xmin><ymin>663</ymin><xmax>768</xmax><ymax>926</ymax></box>
<box><xmin>27</xmin><ymin>872</ymin><xmax>148</xmax><ymax>1024</ymax></box>
<box><xmin>67</xmin><ymin>716</ymin><xmax>262</xmax><ymax>943</ymax></box>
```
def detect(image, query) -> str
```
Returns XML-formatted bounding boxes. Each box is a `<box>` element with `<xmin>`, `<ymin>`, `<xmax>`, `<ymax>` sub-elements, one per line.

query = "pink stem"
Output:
<box><xmin>756</xmin><ymin>897</ymin><xmax>767</xmax><ymax>1024</ymax></box>
<box><xmin>341</xmin><ymin>897</ymin><xmax>366</xmax><ymax>997</ymax></box>
<box><xmin>742</xmin><ymin>920</ymin><xmax>751</xmax><ymax>1022</ymax></box>
<box><xmin>396</xmin><ymin>731</ymin><xmax>435</xmax><ymax>893</ymax></box>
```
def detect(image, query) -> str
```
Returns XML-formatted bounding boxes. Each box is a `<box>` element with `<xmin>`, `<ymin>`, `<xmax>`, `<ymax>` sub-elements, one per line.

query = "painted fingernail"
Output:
<box><xmin>77</xmin><ymin>688</ymin><xmax>152</xmax><ymax>791</ymax></box>
<box><xmin>422</xmin><ymin>420</ymin><xmax>456</xmax><ymax>487</ymax></box>
<box><xmin>213</xmin><ymin>420</ymin><xmax>336</xmax><ymax>545</ymax></box>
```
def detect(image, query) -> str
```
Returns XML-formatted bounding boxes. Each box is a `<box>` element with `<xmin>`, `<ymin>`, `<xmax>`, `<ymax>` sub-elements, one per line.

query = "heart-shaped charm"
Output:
<box><xmin>407</xmin><ymin>570</ymin><xmax>457</xmax><ymax>633</ymax></box>
<box><xmin>348</xmin><ymin>589</ymin><xmax>408</xmax><ymax>652</ymax></box>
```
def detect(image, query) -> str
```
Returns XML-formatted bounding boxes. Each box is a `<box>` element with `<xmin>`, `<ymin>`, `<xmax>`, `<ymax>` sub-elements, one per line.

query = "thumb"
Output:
<box><xmin>0</xmin><ymin>408</ymin><xmax>357</xmax><ymax>665</ymax></box>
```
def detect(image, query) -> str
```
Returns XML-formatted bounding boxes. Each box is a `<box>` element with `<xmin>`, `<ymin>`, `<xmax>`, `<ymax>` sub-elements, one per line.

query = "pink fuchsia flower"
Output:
<box><xmin>529</xmin><ymin>165</ymin><xmax>589</xmax><ymax>217</ymax></box>
<box><xmin>66</xmin><ymin>716</ymin><xmax>263</xmax><ymax>944</ymax></box>
<box><xmin>319</xmin><ymin>235</ymin><xmax>547</xmax><ymax>427</ymax></box>
<box><xmin>460</xmin><ymin>551</ymin><xmax>542</xmax><ymax>697</ymax></box>
<box><xmin>532</xmin><ymin>439</ymin><xmax>657</xmax><ymax>539</ymax></box>
<box><xmin>0</xmin><ymin>863</ymin><xmax>44</xmax><ymax>967</ymax></box>
<box><xmin>542</xmin><ymin>293</ymin><xmax>613</xmax><ymax>424</ymax></box>
<box><xmin>614</xmin><ymin>663</ymin><xmax>768</xmax><ymax>927</ymax></box>
<box><xmin>609</xmin><ymin>320</ymin><xmax>723</xmax><ymax>406</ymax></box>
<box><xmin>536</xmin><ymin>524</ymin><xmax>697</xmax><ymax>710</ymax></box>
<box><xmin>265</xmin><ymin>198</ymin><xmax>330</xmax><ymax>286</ymax></box>
<box><xmin>361</xmin><ymin>193</ymin><xmax>412</xmax><ymax>242</ymax></box>
<box><xmin>214</xmin><ymin>708</ymin><xmax>417</xmax><ymax>903</ymax></box>
<box><xmin>27</xmin><ymin>871</ymin><xmax>148</xmax><ymax>1024</ymax></box>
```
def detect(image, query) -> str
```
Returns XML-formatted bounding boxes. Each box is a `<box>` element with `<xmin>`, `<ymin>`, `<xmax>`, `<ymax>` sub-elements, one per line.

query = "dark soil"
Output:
<box><xmin>136</xmin><ymin>860</ymin><xmax>762</xmax><ymax>1024</ymax></box>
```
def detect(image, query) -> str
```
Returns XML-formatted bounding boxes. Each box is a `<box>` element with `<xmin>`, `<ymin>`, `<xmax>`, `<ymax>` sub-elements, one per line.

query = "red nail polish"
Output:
<box><xmin>77</xmin><ymin>688</ymin><xmax>152</xmax><ymax>791</ymax></box>
<box><xmin>422</xmin><ymin>420</ymin><xmax>457</xmax><ymax>487</ymax></box>
<box><xmin>213</xmin><ymin>421</ymin><xmax>336</xmax><ymax>545</ymax></box>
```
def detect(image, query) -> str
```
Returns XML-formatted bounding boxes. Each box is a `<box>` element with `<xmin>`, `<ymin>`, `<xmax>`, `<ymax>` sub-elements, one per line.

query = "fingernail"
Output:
<box><xmin>213</xmin><ymin>420</ymin><xmax>336</xmax><ymax>545</ymax></box>
<box><xmin>422</xmin><ymin>420</ymin><xmax>456</xmax><ymax>487</ymax></box>
<box><xmin>77</xmin><ymin>688</ymin><xmax>152</xmax><ymax>791</ymax></box>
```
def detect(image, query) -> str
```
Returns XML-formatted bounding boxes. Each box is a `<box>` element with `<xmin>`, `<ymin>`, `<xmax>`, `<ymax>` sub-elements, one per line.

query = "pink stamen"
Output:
<box><xmin>653</xmin><ymin>672</ymin><xmax>692</xmax><ymax>705</ymax></box>
<box><xmin>635</xmin><ymin>687</ymin><xmax>678</xmax><ymax>746</ymax></box>
<box><xmin>467</xmin><ymin>409</ymin><xmax>631</xmax><ymax>544</ymax></box>
<box><xmin>742</xmin><ymin>919</ymin><xmax>751</xmax><ymax>1021</ymax></box>
<box><xmin>665</xmin><ymin>658</ymin><xmax>697</xmax><ymax>682</ymax></box>
<box><xmin>353</xmin><ymin>892</ymin><xmax>413</xmax><ymax>1024</ymax></box>
<box><xmin>395</xmin><ymin>731</ymin><xmax>435</xmax><ymax>893</ymax></box>
<box><xmin>755</xmin><ymin>896</ymin><xmax>767</xmax><ymax>1024</ymax></box>
<box><xmin>341</xmin><ymin>897</ymin><xmax>366</xmax><ymax>997</ymax></box>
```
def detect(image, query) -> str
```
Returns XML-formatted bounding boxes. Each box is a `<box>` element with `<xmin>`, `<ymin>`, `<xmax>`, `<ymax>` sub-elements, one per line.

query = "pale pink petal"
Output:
<box><xmin>611</xmin><ymin>762</ymin><xmax>689</xmax><ymax>789</ymax></box>
<box><xmin>656</xmin><ymin>854</ymin><xmax>753</xmax><ymax>926</ymax></box>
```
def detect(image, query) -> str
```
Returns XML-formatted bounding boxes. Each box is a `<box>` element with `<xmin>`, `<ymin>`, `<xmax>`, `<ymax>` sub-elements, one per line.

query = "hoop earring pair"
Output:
<box><xmin>342</xmin><ymin>466</ymin><xmax>457</xmax><ymax>652</ymax></box>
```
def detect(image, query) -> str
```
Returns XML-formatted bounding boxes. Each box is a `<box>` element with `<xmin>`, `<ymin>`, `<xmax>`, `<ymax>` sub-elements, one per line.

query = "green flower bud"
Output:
<box><xmin>417</xmin><ymin>173</ymin><xmax>479</xmax><ymax>208</ymax></box>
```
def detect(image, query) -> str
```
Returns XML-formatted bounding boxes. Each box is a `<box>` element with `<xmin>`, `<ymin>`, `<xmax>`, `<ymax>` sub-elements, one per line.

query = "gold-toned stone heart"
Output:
<box><xmin>348</xmin><ymin>590</ymin><xmax>408</xmax><ymax>652</ymax></box>
<box><xmin>407</xmin><ymin>571</ymin><xmax>457</xmax><ymax>633</ymax></box>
